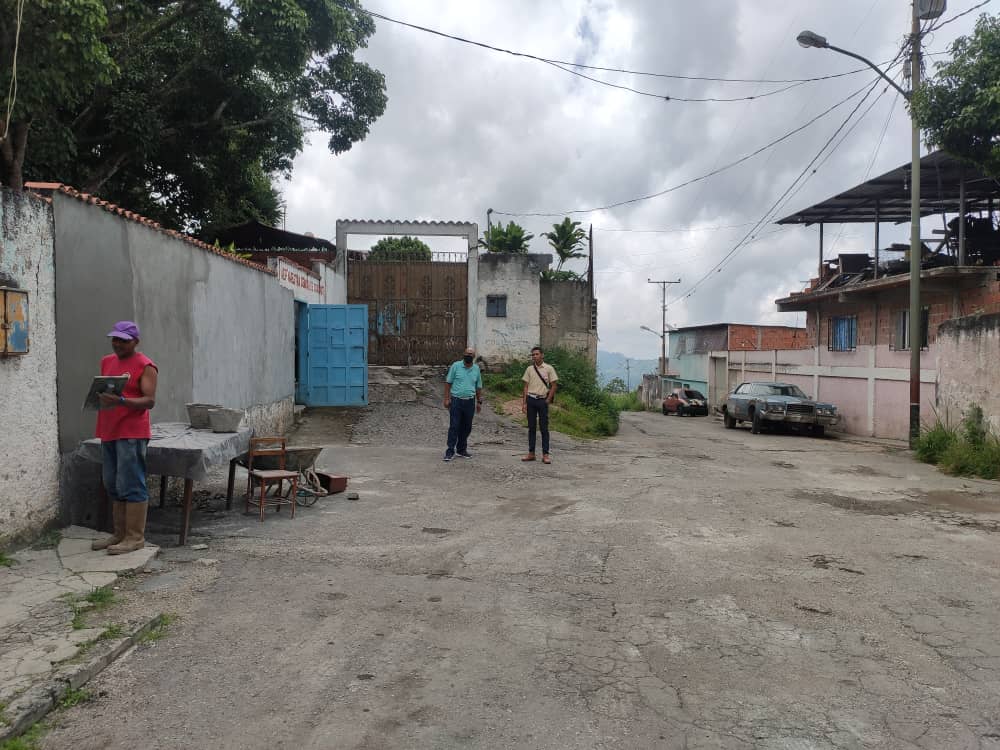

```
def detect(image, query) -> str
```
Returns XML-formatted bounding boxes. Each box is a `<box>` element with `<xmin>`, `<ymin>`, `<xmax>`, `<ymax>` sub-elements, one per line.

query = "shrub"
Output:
<box><xmin>914</xmin><ymin>422</ymin><xmax>957</xmax><ymax>463</ymax></box>
<box><xmin>368</xmin><ymin>236</ymin><xmax>432</xmax><ymax>262</ymax></box>
<box><xmin>915</xmin><ymin>402</ymin><xmax>1000</xmax><ymax>480</ymax></box>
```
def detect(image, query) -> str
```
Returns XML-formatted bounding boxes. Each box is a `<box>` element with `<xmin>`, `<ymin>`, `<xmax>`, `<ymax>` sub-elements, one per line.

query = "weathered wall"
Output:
<box><xmin>476</xmin><ymin>253</ymin><xmax>550</xmax><ymax>366</ymax></box>
<box><xmin>53</xmin><ymin>192</ymin><xmax>295</xmax><ymax>456</ymax></box>
<box><xmin>539</xmin><ymin>278</ymin><xmax>596</xmax><ymax>366</ymax></box>
<box><xmin>0</xmin><ymin>190</ymin><xmax>60</xmax><ymax>544</ymax></box>
<box><xmin>937</xmin><ymin>314</ymin><xmax>1000</xmax><ymax>433</ymax></box>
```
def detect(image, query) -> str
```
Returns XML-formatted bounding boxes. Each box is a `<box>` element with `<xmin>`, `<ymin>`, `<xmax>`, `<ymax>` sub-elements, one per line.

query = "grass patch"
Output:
<box><xmin>138</xmin><ymin>613</ymin><xmax>177</xmax><ymax>643</ymax></box>
<box><xmin>57</xmin><ymin>688</ymin><xmax>91</xmax><ymax>710</ymax></box>
<box><xmin>31</xmin><ymin>530</ymin><xmax>61</xmax><ymax>550</ymax></box>
<box><xmin>68</xmin><ymin>586</ymin><xmax>117</xmax><ymax>630</ymax></box>
<box><xmin>607</xmin><ymin>392</ymin><xmax>645</xmax><ymax>412</ymax></box>
<box><xmin>0</xmin><ymin>722</ymin><xmax>47</xmax><ymax>750</ymax></box>
<box><xmin>0</xmin><ymin>552</ymin><xmax>15</xmax><ymax>568</ymax></box>
<box><xmin>97</xmin><ymin>624</ymin><xmax>125</xmax><ymax>641</ymax></box>
<box><xmin>915</xmin><ymin>404</ymin><xmax>1000</xmax><ymax>480</ymax></box>
<box><xmin>483</xmin><ymin>347</ymin><xmax>622</xmax><ymax>438</ymax></box>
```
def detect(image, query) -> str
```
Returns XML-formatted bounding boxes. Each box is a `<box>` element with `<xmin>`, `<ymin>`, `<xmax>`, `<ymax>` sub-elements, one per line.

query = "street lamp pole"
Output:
<box><xmin>797</xmin><ymin>0</ymin><xmax>943</xmax><ymax>447</ymax></box>
<box><xmin>907</xmin><ymin>5</ymin><xmax>923</xmax><ymax>447</ymax></box>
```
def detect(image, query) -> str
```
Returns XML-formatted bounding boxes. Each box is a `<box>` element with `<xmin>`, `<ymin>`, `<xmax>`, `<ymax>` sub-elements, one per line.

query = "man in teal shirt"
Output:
<box><xmin>443</xmin><ymin>346</ymin><xmax>483</xmax><ymax>461</ymax></box>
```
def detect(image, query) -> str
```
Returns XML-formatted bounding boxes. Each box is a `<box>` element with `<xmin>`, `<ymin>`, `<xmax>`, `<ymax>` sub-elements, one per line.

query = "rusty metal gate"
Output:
<box><xmin>347</xmin><ymin>258</ymin><xmax>467</xmax><ymax>365</ymax></box>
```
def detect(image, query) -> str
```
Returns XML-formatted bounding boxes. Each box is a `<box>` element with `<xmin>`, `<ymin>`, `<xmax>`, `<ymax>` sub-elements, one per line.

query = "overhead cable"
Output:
<box><xmin>666</xmin><ymin>74</ymin><xmax>890</xmax><ymax>306</ymax></box>
<box><xmin>492</xmin><ymin>80</ymin><xmax>877</xmax><ymax>217</ymax></box>
<box><xmin>362</xmin><ymin>9</ymin><xmax>879</xmax><ymax>85</ymax></box>
<box><xmin>929</xmin><ymin>0</ymin><xmax>993</xmax><ymax>32</ymax></box>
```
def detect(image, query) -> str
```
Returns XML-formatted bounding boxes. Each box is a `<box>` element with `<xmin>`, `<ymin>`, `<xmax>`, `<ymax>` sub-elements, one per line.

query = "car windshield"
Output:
<box><xmin>683</xmin><ymin>390</ymin><xmax>705</xmax><ymax>399</ymax></box>
<box><xmin>761</xmin><ymin>384</ymin><xmax>807</xmax><ymax>398</ymax></box>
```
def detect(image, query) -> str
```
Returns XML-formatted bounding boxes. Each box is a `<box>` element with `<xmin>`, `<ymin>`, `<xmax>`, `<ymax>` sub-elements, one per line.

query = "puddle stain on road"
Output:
<box><xmin>794</xmin><ymin>489</ymin><xmax>1000</xmax><ymax>533</ymax></box>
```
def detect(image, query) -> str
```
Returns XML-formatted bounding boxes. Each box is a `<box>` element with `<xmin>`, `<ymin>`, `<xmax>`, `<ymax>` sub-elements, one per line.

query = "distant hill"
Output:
<box><xmin>597</xmin><ymin>351</ymin><xmax>659</xmax><ymax>388</ymax></box>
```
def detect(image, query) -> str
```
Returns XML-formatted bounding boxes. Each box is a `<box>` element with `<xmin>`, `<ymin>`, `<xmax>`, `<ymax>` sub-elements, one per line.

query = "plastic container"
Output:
<box><xmin>208</xmin><ymin>407</ymin><xmax>245</xmax><ymax>433</ymax></box>
<box><xmin>186</xmin><ymin>403</ymin><xmax>219</xmax><ymax>429</ymax></box>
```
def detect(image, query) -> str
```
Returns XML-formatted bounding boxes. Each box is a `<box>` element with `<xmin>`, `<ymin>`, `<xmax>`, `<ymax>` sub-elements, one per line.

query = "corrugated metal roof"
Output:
<box><xmin>776</xmin><ymin>151</ymin><xmax>1000</xmax><ymax>226</ymax></box>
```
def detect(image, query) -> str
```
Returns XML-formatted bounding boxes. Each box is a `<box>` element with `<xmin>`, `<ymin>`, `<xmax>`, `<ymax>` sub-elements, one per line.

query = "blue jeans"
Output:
<box><xmin>446</xmin><ymin>398</ymin><xmax>476</xmax><ymax>453</ymax></box>
<box><xmin>102</xmin><ymin>439</ymin><xmax>149</xmax><ymax>503</ymax></box>
<box><xmin>526</xmin><ymin>397</ymin><xmax>550</xmax><ymax>454</ymax></box>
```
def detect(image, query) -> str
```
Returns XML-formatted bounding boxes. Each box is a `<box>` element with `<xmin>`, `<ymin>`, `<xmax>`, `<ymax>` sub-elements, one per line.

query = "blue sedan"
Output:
<box><xmin>722</xmin><ymin>381</ymin><xmax>839</xmax><ymax>437</ymax></box>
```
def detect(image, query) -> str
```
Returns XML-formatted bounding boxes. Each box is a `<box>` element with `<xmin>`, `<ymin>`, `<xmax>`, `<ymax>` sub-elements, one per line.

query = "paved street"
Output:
<box><xmin>39</xmin><ymin>406</ymin><xmax>1000</xmax><ymax>749</ymax></box>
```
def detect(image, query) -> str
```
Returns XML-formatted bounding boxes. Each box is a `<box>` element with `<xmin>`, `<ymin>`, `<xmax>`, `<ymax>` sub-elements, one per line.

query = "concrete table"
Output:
<box><xmin>80</xmin><ymin>422</ymin><xmax>252</xmax><ymax>545</ymax></box>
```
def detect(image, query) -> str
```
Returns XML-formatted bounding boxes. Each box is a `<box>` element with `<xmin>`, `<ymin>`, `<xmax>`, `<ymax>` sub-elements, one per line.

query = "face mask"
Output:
<box><xmin>463</xmin><ymin>355</ymin><xmax>474</xmax><ymax>364</ymax></box>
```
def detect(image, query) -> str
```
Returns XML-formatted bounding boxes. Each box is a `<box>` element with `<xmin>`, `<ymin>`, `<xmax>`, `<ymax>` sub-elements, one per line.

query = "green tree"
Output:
<box><xmin>479</xmin><ymin>221</ymin><xmax>533</xmax><ymax>254</ymax></box>
<box><xmin>911</xmin><ymin>13</ymin><xmax>1000</xmax><ymax>177</ymax></box>
<box><xmin>0</xmin><ymin>0</ymin><xmax>116</xmax><ymax>188</ymax></box>
<box><xmin>543</xmin><ymin>217</ymin><xmax>587</xmax><ymax>271</ymax></box>
<box><xmin>4</xmin><ymin>0</ymin><xmax>387</xmax><ymax>235</ymax></box>
<box><xmin>368</xmin><ymin>235</ymin><xmax>432</xmax><ymax>262</ymax></box>
<box><xmin>604</xmin><ymin>377</ymin><xmax>628</xmax><ymax>394</ymax></box>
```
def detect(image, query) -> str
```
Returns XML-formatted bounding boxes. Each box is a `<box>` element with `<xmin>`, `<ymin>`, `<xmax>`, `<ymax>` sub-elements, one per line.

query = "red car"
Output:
<box><xmin>662</xmin><ymin>388</ymin><xmax>709</xmax><ymax>416</ymax></box>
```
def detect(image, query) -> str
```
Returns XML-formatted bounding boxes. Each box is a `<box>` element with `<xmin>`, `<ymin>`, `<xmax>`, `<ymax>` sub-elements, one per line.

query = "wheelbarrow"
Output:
<box><xmin>238</xmin><ymin>446</ymin><xmax>327</xmax><ymax>507</ymax></box>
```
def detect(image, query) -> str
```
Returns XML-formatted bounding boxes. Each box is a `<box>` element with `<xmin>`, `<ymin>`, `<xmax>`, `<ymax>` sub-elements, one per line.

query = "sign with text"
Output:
<box><xmin>272</xmin><ymin>258</ymin><xmax>325</xmax><ymax>303</ymax></box>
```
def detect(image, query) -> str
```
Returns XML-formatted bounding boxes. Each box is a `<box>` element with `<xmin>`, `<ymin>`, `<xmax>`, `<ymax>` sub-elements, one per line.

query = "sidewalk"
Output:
<box><xmin>0</xmin><ymin>526</ymin><xmax>159</xmax><ymax>741</ymax></box>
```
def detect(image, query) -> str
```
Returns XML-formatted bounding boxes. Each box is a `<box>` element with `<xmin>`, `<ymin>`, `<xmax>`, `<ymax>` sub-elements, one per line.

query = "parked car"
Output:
<box><xmin>721</xmin><ymin>381</ymin><xmax>839</xmax><ymax>436</ymax></box>
<box><xmin>662</xmin><ymin>388</ymin><xmax>709</xmax><ymax>416</ymax></box>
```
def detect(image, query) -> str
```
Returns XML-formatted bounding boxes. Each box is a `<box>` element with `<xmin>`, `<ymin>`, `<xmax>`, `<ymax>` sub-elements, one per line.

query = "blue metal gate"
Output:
<box><xmin>297</xmin><ymin>304</ymin><xmax>368</xmax><ymax>406</ymax></box>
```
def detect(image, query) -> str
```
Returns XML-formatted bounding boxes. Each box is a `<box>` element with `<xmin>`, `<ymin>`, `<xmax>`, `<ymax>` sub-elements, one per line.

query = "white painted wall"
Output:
<box><xmin>268</xmin><ymin>257</ymin><xmax>346</xmax><ymax>305</ymax></box>
<box><xmin>475</xmin><ymin>253</ymin><xmax>551</xmax><ymax>365</ymax></box>
<box><xmin>0</xmin><ymin>191</ymin><xmax>60</xmax><ymax>544</ymax></box>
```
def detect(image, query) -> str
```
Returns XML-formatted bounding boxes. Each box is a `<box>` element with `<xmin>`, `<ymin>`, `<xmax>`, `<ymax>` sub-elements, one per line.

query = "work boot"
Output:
<box><xmin>92</xmin><ymin>501</ymin><xmax>127</xmax><ymax>550</ymax></box>
<box><xmin>107</xmin><ymin>502</ymin><xmax>147</xmax><ymax>555</ymax></box>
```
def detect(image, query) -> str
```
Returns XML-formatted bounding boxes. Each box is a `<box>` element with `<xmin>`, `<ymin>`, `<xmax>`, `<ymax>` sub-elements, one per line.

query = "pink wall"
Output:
<box><xmin>818</xmin><ymin>376</ymin><xmax>868</xmax><ymax>436</ymax></box>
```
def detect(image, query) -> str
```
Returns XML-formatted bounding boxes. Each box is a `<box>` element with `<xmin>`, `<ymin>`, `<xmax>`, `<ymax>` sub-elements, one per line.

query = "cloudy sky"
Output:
<box><xmin>281</xmin><ymin>0</ymin><xmax>986</xmax><ymax>359</ymax></box>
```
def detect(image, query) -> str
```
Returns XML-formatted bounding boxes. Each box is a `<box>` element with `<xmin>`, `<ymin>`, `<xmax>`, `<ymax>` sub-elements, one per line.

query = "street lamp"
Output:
<box><xmin>796</xmin><ymin>0</ymin><xmax>944</xmax><ymax>446</ymax></box>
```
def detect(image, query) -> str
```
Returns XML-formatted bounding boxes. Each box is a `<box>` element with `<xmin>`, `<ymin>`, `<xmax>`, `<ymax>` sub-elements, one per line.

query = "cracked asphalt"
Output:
<box><xmin>39</xmin><ymin>405</ymin><xmax>1000</xmax><ymax>749</ymax></box>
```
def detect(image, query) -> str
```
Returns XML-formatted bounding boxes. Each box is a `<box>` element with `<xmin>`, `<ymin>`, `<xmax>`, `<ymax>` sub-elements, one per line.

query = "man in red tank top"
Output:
<box><xmin>92</xmin><ymin>321</ymin><xmax>159</xmax><ymax>555</ymax></box>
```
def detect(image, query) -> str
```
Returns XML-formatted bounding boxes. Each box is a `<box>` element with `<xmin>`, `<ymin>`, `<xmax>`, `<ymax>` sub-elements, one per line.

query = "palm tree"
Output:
<box><xmin>544</xmin><ymin>217</ymin><xmax>587</xmax><ymax>271</ymax></box>
<box><xmin>478</xmin><ymin>221</ymin><xmax>534</xmax><ymax>253</ymax></box>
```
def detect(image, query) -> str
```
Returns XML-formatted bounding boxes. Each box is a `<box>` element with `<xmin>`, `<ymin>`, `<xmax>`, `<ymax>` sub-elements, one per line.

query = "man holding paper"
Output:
<box><xmin>92</xmin><ymin>321</ymin><xmax>158</xmax><ymax>554</ymax></box>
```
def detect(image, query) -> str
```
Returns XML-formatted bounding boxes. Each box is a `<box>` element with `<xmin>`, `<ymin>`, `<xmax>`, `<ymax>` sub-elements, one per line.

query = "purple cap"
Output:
<box><xmin>107</xmin><ymin>321</ymin><xmax>140</xmax><ymax>340</ymax></box>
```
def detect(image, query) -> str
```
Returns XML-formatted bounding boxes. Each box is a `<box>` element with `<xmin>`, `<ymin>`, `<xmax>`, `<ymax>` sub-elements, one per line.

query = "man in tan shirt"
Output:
<box><xmin>521</xmin><ymin>346</ymin><xmax>558</xmax><ymax>464</ymax></box>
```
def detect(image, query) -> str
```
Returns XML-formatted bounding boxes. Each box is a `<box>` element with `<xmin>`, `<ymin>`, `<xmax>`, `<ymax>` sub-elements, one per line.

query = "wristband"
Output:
<box><xmin>119</xmin><ymin>396</ymin><xmax>126</xmax><ymax>405</ymax></box>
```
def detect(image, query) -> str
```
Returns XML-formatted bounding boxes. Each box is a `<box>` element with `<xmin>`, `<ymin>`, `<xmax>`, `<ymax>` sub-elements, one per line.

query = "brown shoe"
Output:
<box><xmin>108</xmin><ymin>501</ymin><xmax>147</xmax><ymax>555</ymax></box>
<box><xmin>542</xmin><ymin>454</ymin><xmax>551</xmax><ymax>464</ymax></box>
<box><xmin>92</xmin><ymin>501</ymin><xmax>126</xmax><ymax>550</ymax></box>
<box><xmin>521</xmin><ymin>453</ymin><xmax>536</xmax><ymax>462</ymax></box>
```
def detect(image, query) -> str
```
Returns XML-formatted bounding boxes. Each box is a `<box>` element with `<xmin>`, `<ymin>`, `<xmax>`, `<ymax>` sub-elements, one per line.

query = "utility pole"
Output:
<box><xmin>625</xmin><ymin>358</ymin><xmax>631</xmax><ymax>391</ymax></box>
<box><xmin>647</xmin><ymin>279</ymin><xmax>681</xmax><ymax>376</ymax></box>
<box><xmin>907</xmin><ymin>2</ymin><xmax>923</xmax><ymax>447</ymax></box>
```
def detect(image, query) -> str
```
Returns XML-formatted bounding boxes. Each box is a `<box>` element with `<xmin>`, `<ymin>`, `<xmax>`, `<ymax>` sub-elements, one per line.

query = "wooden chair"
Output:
<box><xmin>245</xmin><ymin>437</ymin><xmax>299</xmax><ymax>522</ymax></box>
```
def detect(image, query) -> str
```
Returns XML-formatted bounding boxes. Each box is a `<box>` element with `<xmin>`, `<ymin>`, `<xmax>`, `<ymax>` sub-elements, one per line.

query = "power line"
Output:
<box><xmin>596</xmin><ymin>222</ymin><xmax>756</xmax><ymax>234</ymax></box>
<box><xmin>492</xmin><ymin>80</ymin><xmax>876</xmax><ymax>218</ymax></box>
<box><xmin>667</xmin><ymin>74</ymin><xmax>889</xmax><ymax>306</ymax></box>
<box><xmin>362</xmin><ymin>8</ymin><xmax>879</xmax><ymax>86</ymax></box>
<box><xmin>536</xmin><ymin>57</ymin><xmax>807</xmax><ymax>102</ymax></box>
<box><xmin>929</xmin><ymin>0</ymin><xmax>992</xmax><ymax>32</ymax></box>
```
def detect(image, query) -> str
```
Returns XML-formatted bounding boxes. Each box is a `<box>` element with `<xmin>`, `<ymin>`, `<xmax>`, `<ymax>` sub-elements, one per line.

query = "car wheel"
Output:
<box><xmin>677</xmin><ymin>405</ymin><xmax>685</xmax><ymax>417</ymax></box>
<box><xmin>751</xmin><ymin>410</ymin><xmax>763</xmax><ymax>434</ymax></box>
<box><xmin>813</xmin><ymin>425</ymin><xmax>825</xmax><ymax>438</ymax></box>
<box><xmin>723</xmin><ymin>410</ymin><xmax>736</xmax><ymax>429</ymax></box>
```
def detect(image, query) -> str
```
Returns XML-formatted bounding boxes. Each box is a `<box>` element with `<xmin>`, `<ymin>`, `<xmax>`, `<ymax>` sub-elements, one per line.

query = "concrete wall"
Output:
<box><xmin>476</xmin><ymin>253</ymin><xmax>551</xmax><ymax>366</ymax></box>
<box><xmin>0</xmin><ymin>190</ymin><xmax>60</xmax><ymax>544</ymax></box>
<box><xmin>539</xmin><ymin>278</ymin><xmax>596</xmax><ymax>365</ymax></box>
<box><xmin>937</xmin><ymin>314</ymin><xmax>1000</xmax><ymax>433</ymax></box>
<box><xmin>53</xmin><ymin>192</ymin><xmax>295</xmax><ymax>454</ymax></box>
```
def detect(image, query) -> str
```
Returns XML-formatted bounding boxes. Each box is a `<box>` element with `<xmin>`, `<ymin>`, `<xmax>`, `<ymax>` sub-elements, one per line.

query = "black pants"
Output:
<box><xmin>526</xmin><ymin>397</ymin><xmax>549</xmax><ymax>454</ymax></box>
<box><xmin>447</xmin><ymin>398</ymin><xmax>475</xmax><ymax>453</ymax></box>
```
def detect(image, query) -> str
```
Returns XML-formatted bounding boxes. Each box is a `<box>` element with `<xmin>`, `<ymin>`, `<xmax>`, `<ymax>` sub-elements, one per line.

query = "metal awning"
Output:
<box><xmin>776</xmin><ymin>151</ymin><xmax>1000</xmax><ymax>226</ymax></box>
